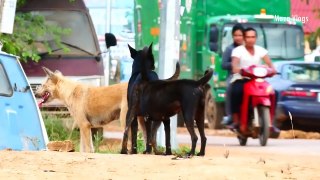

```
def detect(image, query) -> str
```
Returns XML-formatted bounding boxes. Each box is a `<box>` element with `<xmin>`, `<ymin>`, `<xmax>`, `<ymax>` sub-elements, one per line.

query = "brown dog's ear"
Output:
<box><xmin>54</xmin><ymin>70</ymin><xmax>62</xmax><ymax>76</ymax></box>
<box><xmin>128</xmin><ymin>44</ymin><xmax>137</xmax><ymax>59</ymax></box>
<box><xmin>42</xmin><ymin>67</ymin><xmax>54</xmax><ymax>77</ymax></box>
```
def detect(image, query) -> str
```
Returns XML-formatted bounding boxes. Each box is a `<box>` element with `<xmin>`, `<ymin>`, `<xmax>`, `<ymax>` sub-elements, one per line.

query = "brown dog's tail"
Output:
<box><xmin>165</xmin><ymin>62</ymin><xmax>180</xmax><ymax>81</ymax></box>
<box><xmin>197</xmin><ymin>68</ymin><xmax>213</xmax><ymax>86</ymax></box>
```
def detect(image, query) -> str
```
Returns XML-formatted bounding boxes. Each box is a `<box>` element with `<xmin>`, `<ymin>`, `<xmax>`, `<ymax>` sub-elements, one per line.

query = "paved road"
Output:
<box><xmin>104</xmin><ymin>131</ymin><xmax>320</xmax><ymax>156</ymax></box>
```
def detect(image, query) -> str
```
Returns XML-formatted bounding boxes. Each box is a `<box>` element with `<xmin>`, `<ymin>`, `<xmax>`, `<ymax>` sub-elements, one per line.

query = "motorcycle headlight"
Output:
<box><xmin>253</xmin><ymin>67</ymin><xmax>268</xmax><ymax>77</ymax></box>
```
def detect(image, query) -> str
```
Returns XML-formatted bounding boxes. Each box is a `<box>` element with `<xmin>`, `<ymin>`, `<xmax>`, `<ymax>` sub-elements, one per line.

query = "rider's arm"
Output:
<box><xmin>262</xmin><ymin>54</ymin><xmax>277</xmax><ymax>73</ymax></box>
<box><xmin>231</xmin><ymin>56</ymin><xmax>241</xmax><ymax>74</ymax></box>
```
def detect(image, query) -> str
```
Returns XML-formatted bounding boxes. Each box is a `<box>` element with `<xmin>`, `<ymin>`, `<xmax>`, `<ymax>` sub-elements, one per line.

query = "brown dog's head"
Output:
<box><xmin>35</xmin><ymin>67</ymin><xmax>62</xmax><ymax>104</ymax></box>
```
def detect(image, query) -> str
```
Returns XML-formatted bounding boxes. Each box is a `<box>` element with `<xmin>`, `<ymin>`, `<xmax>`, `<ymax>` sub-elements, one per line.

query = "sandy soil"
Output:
<box><xmin>1</xmin><ymin>124</ymin><xmax>319</xmax><ymax>180</ymax></box>
<box><xmin>0</xmin><ymin>145</ymin><xmax>319</xmax><ymax>180</ymax></box>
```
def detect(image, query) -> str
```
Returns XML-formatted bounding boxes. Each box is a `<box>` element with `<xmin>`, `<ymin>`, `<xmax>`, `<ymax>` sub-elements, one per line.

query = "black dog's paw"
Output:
<box><xmin>187</xmin><ymin>152</ymin><xmax>195</xmax><ymax>158</ymax></box>
<box><xmin>143</xmin><ymin>150</ymin><xmax>152</xmax><ymax>154</ymax></box>
<box><xmin>131</xmin><ymin>149</ymin><xmax>138</xmax><ymax>154</ymax></box>
<box><xmin>165</xmin><ymin>151</ymin><xmax>172</xmax><ymax>156</ymax></box>
<box><xmin>120</xmin><ymin>149</ymin><xmax>128</xmax><ymax>154</ymax></box>
<box><xmin>196</xmin><ymin>152</ymin><xmax>205</xmax><ymax>156</ymax></box>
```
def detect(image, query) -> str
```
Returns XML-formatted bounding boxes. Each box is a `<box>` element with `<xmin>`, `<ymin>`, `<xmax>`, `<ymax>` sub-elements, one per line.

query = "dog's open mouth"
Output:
<box><xmin>38</xmin><ymin>91</ymin><xmax>50</xmax><ymax>107</ymax></box>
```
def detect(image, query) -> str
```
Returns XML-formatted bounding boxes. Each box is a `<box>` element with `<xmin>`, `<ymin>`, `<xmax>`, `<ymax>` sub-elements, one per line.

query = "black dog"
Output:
<box><xmin>121</xmin><ymin>45</ymin><xmax>213</xmax><ymax>156</ymax></box>
<box><xmin>124</xmin><ymin>44</ymin><xmax>179</xmax><ymax>154</ymax></box>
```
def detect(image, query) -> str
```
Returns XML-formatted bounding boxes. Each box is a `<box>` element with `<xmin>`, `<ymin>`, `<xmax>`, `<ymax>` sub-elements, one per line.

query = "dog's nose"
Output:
<box><xmin>34</xmin><ymin>93</ymin><xmax>42</xmax><ymax>98</ymax></box>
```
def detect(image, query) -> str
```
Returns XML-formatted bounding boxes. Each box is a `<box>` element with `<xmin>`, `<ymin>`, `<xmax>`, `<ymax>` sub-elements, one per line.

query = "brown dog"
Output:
<box><xmin>35</xmin><ymin>67</ymin><xmax>132</xmax><ymax>152</ymax></box>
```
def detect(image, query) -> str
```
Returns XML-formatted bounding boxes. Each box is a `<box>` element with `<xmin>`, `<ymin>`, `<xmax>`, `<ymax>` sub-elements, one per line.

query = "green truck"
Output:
<box><xmin>134</xmin><ymin>0</ymin><xmax>305</xmax><ymax>129</ymax></box>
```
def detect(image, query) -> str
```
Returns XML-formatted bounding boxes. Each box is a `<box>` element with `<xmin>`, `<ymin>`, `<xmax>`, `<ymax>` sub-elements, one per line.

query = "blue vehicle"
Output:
<box><xmin>0</xmin><ymin>51</ymin><xmax>48</xmax><ymax>150</ymax></box>
<box><xmin>267</xmin><ymin>61</ymin><xmax>320</xmax><ymax>131</ymax></box>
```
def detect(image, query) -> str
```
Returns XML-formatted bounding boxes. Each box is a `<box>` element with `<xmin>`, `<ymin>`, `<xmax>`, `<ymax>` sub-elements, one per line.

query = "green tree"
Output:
<box><xmin>302</xmin><ymin>0</ymin><xmax>320</xmax><ymax>50</ymax></box>
<box><xmin>0</xmin><ymin>0</ymin><xmax>71</xmax><ymax>62</ymax></box>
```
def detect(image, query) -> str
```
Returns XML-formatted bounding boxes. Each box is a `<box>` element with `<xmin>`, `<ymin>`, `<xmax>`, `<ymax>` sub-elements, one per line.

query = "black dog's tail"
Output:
<box><xmin>197</xmin><ymin>68</ymin><xmax>213</xmax><ymax>86</ymax></box>
<box><xmin>165</xmin><ymin>62</ymin><xmax>180</xmax><ymax>81</ymax></box>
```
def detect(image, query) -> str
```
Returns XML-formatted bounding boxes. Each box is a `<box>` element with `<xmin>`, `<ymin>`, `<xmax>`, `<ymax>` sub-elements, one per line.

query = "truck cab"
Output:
<box><xmin>133</xmin><ymin>0</ymin><xmax>305</xmax><ymax>128</ymax></box>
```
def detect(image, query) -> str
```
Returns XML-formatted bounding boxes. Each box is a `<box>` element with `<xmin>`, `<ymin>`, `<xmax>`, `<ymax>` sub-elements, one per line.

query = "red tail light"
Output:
<box><xmin>281</xmin><ymin>90</ymin><xmax>317</xmax><ymax>97</ymax></box>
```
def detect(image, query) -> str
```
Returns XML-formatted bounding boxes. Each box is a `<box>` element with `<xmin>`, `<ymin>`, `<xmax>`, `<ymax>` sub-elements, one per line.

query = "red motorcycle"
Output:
<box><xmin>233</xmin><ymin>65</ymin><xmax>276</xmax><ymax>146</ymax></box>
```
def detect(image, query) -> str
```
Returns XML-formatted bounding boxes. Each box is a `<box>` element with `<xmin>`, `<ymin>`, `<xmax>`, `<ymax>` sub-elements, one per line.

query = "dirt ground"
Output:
<box><xmin>1</xmin><ymin>124</ymin><xmax>319</xmax><ymax>179</ymax></box>
<box><xmin>0</xmin><ymin>145</ymin><xmax>319</xmax><ymax>180</ymax></box>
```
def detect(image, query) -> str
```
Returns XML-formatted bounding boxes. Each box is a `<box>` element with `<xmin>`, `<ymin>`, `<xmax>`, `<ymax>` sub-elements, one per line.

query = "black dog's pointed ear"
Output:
<box><xmin>148</xmin><ymin>43</ymin><xmax>153</xmax><ymax>55</ymax></box>
<box><xmin>128</xmin><ymin>44</ymin><xmax>137</xmax><ymax>59</ymax></box>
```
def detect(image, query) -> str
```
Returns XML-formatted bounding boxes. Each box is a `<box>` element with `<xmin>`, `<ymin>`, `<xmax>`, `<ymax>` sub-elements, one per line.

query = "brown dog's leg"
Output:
<box><xmin>79</xmin><ymin>125</ymin><xmax>94</xmax><ymax>153</ymax></box>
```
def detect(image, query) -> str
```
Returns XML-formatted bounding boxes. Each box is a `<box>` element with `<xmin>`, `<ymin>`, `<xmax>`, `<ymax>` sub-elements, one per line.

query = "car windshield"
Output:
<box><xmin>221</xmin><ymin>23</ymin><xmax>304</xmax><ymax>60</ymax></box>
<box><xmin>281</xmin><ymin>64</ymin><xmax>320</xmax><ymax>82</ymax></box>
<box><xmin>30</xmin><ymin>11</ymin><xmax>99</xmax><ymax>56</ymax></box>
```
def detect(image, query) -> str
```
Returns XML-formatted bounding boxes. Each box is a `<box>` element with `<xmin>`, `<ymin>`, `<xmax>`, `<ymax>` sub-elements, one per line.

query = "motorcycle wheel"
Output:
<box><xmin>258</xmin><ymin>106</ymin><xmax>270</xmax><ymax>146</ymax></box>
<box><xmin>237</xmin><ymin>135</ymin><xmax>247</xmax><ymax>146</ymax></box>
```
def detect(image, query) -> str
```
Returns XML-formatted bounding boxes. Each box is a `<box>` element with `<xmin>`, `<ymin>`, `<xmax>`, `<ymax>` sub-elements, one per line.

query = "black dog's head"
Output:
<box><xmin>128</xmin><ymin>43</ymin><xmax>155</xmax><ymax>75</ymax></box>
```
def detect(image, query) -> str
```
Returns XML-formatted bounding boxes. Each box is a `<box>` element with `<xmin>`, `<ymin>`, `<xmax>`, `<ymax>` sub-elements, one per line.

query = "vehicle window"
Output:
<box><xmin>209</xmin><ymin>25</ymin><xmax>219</xmax><ymax>52</ymax></box>
<box><xmin>221</xmin><ymin>23</ymin><xmax>264</xmax><ymax>54</ymax></box>
<box><xmin>221</xmin><ymin>23</ymin><xmax>304</xmax><ymax>60</ymax></box>
<box><xmin>30</xmin><ymin>11</ymin><xmax>99</xmax><ymax>56</ymax></box>
<box><xmin>0</xmin><ymin>63</ymin><xmax>13</xmax><ymax>96</ymax></box>
<box><xmin>282</xmin><ymin>64</ymin><xmax>320</xmax><ymax>82</ymax></box>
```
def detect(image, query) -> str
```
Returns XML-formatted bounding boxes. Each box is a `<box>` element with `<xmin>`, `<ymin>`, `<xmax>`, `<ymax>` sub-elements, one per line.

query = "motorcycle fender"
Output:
<box><xmin>251</xmin><ymin>96</ymin><xmax>271</xmax><ymax>107</ymax></box>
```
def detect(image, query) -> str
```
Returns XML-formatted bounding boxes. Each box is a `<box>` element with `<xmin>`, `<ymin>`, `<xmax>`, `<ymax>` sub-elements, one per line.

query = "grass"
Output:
<box><xmin>43</xmin><ymin>114</ymin><xmax>194</xmax><ymax>155</ymax></box>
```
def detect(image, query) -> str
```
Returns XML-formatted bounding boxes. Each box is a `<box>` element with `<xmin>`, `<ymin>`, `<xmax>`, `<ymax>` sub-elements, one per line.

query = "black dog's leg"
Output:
<box><xmin>183</xmin><ymin>111</ymin><xmax>198</xmax><ymax>157</ymax></box>
<box><xmin>163</xmin><ymin>119</ymin><xmax>172</xmax><ymax>155</ymax></box>
<box><xmin>149</xmin><ymin>120</ymin><xmax>161</xmax><ymax>155</ymax></box>
<box><xmin>121</xmin><ymin>107</ymin><xmax>133</xmax><ymax>154</ymax></box>
<box><xmin>131</xmin><ymin>116</ymin><xmax>138</xmax><ymax>154</ymax></box>
<box><xmin>143</xmin><ymin>118</ymin><xmax>153</xmax><ymax>154</ymax></box>
<box><xmin>195</xmin><ymin>113</ymin><xmax>206</xmax><ymax>156</ymax></box>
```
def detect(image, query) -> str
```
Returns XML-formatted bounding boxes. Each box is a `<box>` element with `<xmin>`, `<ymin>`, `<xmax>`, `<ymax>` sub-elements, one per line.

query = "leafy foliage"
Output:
<box><xmin>0</xmin><ymin>0</ymin><xmax>71</xmax><ymax>62</ymax></box>
<box><xmin>1</xmin><ymin>12</ymin><xmax>71</xmax><ymax>62</ymax></box>
<box><xmin>307</xmin><ymin>28</ymin><xmax>320</xmax><ymax>50</ymax></box>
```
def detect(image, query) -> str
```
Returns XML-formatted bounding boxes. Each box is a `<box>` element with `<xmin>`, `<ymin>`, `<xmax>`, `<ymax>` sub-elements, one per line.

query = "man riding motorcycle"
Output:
<box><xmin>228</xmin><ymin>27</ymin><xmax>279</xmax><ymax>135</ymax></box>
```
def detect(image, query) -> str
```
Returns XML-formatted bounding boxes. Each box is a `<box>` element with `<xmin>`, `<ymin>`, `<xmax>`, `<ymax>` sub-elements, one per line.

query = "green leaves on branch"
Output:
<box><xmin>307</xmin><ymin>28</ymin><xmax>320</xmax><ymax>50</ymax></box>
<box><xmin>0</xmin><ymin>12</ymin><xmax>71</xmax><ymax>62</ymax></box>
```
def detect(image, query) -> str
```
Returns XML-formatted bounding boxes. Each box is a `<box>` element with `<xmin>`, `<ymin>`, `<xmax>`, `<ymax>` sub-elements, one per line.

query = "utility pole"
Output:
<box><xmin>104</xmin><ymin>0</ymin><xmax>112</xmax><ymax>86</ymax></box>
<box><xmin>0</xmin><ymin>0</ymin><xmax>17</xmax><ymax>34</ymax></box>
<box><xmin>157</xmin><ymin>0</ymin><xmax>180</xmax><ymax>149</ymax></box>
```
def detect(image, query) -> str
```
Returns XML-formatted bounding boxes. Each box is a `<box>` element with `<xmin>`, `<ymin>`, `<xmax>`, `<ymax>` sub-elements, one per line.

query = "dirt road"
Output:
<box><xmin>1</xmin><ymin>126</ymin><xmax>320</xmax><ymax>180</ymax></box>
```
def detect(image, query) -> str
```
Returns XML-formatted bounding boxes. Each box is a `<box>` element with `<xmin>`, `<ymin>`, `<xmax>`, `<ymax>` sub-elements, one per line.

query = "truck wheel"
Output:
<box><xmin>205</xmin><ymin>90</ymin><xmax>224</xmax><ymax>129</ymax></box>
